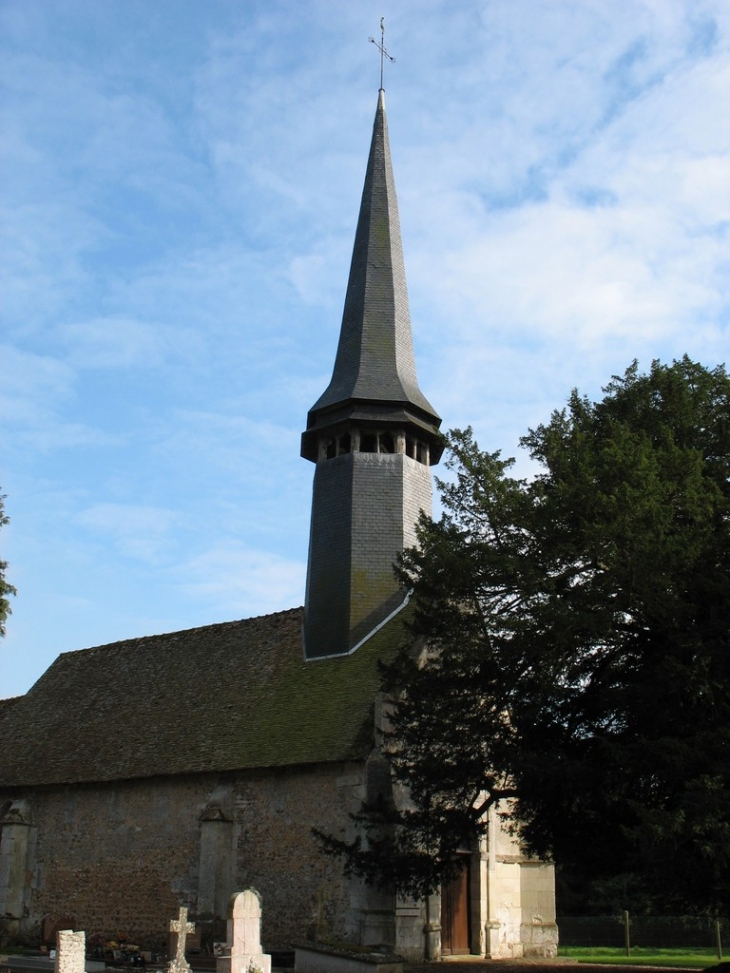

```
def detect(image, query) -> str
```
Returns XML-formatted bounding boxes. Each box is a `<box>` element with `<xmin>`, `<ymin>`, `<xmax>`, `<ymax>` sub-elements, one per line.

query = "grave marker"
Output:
<box><xmin>216</xmin><ymin>890</ymin><xmax>271</xmax><ymax>973</ymax></box>
<box><xmin>168</xmin><ymin>907</ymin><xmax>195</xmax><ymax>973</ymax></box>
<box><xmin>55</xmin><ymin>930</ymin><xmax>85</xmax><ymax>973</ymax></box>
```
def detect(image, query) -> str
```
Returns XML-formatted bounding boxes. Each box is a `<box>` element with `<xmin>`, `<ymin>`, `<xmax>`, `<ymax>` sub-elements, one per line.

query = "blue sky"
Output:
<box><xmin>1</xmin><ymin>0</ymin><xmax>728</xmax><ymax>698</ymax></box>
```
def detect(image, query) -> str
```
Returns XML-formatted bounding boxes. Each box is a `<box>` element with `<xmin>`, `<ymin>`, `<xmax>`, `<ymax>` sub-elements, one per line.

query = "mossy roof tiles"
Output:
<box><xmin>0</xmin><ymin>606</ymin><xmax>404</xmax><ymax>787</ymax></box>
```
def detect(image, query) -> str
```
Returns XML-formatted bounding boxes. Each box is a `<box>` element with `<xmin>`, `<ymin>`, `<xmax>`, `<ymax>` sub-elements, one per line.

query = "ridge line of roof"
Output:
<box><xmin>53</xmin><ymin>605</ymin><xmax>305</xmax><ymax>660</ymax></box>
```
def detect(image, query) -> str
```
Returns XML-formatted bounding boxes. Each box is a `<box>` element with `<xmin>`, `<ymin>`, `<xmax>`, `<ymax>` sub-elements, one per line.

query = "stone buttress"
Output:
<box><xmin>301</xmin><ymin>89</ymin><xmax>442</xmax><ymax>660</ymax></box>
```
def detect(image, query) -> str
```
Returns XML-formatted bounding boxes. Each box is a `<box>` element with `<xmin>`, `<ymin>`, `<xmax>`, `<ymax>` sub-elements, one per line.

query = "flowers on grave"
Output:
<box><xmin>104</xmin><ymin>939</ymin><xmax>140</xmax><ymax>955</ymax></box>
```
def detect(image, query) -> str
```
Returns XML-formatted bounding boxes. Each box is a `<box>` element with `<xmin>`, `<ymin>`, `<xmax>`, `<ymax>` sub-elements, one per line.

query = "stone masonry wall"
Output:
<box><xmin>0</xmin><ymin>760</ymin><xmax>365</xmax><ymax>952</ymax></box>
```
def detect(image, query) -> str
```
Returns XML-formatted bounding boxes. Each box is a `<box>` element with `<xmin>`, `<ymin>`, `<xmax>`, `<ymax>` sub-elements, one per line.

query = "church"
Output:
<box><xmin>0</xmin><ymin>88</ymin><xmax>557</xmax><ymax>962</ymax></box>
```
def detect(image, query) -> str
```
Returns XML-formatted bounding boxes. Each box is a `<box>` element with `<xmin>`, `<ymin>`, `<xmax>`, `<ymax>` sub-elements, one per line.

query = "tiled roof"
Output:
<box><xmin>0</xmin><ymin>607</ymin><xmax>403</xmax><ymax>787</ymax></box>
<box><xmin>0</xmin><ymin>695</ymin><xmax>21</xmax><ymax>717</ymax></box>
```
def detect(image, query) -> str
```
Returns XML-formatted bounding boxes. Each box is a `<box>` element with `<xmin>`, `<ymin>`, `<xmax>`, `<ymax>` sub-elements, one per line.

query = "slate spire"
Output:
<box><xmin>301</xmin><ymin>89</ymin><xmax>442</xmax><ymax>461</ymax></box>
<box><xmin>301</xmin><ymin>89</ymin><xmax>442</xmax><ymax>660</ymax></box>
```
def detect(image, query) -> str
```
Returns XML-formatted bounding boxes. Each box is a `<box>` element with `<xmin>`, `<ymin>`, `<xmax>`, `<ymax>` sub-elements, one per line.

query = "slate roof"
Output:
<box><xmin>302</xmin><ymin>90</ymin><xmax>441</xmax><ymax>460</ymax></box>
<box><xmin>0</xmin><ymin>695</ymin><xmax>20</xmax><ymax>717</ymax></box>
<box><xmin>0</xmin><ymin>606</ymin><xmax>405</xmax><ymax>788</ymax></box>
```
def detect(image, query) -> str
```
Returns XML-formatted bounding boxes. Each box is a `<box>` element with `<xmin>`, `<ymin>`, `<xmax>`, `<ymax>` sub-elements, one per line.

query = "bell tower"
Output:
<box><xmin>301</xmin><ymin>89</ymin><xmax>442</xmax><ymax>660</ymax></box>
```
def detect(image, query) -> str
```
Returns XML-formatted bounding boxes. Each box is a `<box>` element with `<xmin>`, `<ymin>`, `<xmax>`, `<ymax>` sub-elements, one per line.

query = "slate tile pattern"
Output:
<box><xmin>302</xmin><ymin>90</ymin><xmax>441</xmax><ymax>461</ymax></box>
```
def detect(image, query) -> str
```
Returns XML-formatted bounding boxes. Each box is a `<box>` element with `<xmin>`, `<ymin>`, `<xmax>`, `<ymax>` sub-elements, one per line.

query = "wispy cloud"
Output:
<box><xmin>74</xmin><ymin>502</ymin><xmax>180</xmax><ymax>563</ymax></box>
<box><xmin>60</xmin><ymin>316</ymin><xmax>193</xmax><ymax>369</ymax></box>
<box><xmin>180</xmin><ymin>543</ymin><xmax>306</xmax><ymax>618</ymax></box>
<box><xmin>1</xmin><ymin>0</ymin><xmax>727</xmax><ymax>697</ymax></box>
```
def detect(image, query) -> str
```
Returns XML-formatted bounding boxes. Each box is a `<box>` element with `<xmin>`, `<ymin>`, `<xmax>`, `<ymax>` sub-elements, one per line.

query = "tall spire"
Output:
<box><xmin>301</xmin><ymin>90</ymin><xmax>442</xmax><ymax>462</ymax></box>
<box><xmin>301</xmin><ymin>89</ymin><xmax>442</xmax><ymax>660</ymax></box>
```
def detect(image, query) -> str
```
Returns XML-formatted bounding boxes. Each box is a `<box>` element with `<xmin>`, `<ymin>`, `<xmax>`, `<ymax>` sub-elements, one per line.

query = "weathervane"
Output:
<box><xmin>369</xmin><ymin>17</ymin><xmax>395</xmax><ymax>89</ymax></box>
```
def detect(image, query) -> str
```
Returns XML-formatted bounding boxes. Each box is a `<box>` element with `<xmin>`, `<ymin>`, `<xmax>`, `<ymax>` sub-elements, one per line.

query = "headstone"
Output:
<box><xmin>216</xmin><ymin>890</ymin><xmax>271</xmax><ymax>973</ymax></box>
<box><xmin>168</xmin><ymin>907</ymin><xmax>195</xmax><ymax>973</ymax></box>
<box><xmin>55</xmin><ymin>930</ymin><xmax>85</xmax><ymax>973</ymax></box>
<box><xmin>168</xmin><ymin>922</ymin><xmax>202</xmax><ymax>958</ymax></box>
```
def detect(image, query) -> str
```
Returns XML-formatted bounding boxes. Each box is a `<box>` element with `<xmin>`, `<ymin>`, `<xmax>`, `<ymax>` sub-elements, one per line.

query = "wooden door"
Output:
<box><xmin>441</xmin><ymin>859</ymin><xmax>471</xmax><ymax>955</ymax></box>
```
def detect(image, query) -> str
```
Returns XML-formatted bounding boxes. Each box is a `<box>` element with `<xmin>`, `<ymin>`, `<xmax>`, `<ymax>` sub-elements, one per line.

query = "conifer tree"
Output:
<box><xmin>321</xmin><ymin>358</ymin><xmax>730</xmax><ymax>912</ymax></box>
<box><xmin>0</xmin><ymin>492</ymin><xmax>16</xmax><ymax>637</ymax></box>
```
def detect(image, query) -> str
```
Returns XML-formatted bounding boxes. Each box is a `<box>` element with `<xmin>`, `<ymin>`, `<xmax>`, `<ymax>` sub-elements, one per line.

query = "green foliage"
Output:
<box><xmin>325</xmin><ymin>358</ymin><xmax>730</xmax><ymax>910</ymax></box>
<box><xmin>0</xmin><ymin>492</ymin><xmax>16</xmax><ymax>637</ymax></box>
<box><xmin>559</xmin><ymin>948</ymin><xmax>723</xmax><ymax>968</ymax></box>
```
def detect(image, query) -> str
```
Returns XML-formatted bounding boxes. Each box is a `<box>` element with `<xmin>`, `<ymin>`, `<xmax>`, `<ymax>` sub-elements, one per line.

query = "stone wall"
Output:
<box><xmin>0</xmin><ymin>760</ymin><xmax>365</xmax><ymax>951</ymax></box>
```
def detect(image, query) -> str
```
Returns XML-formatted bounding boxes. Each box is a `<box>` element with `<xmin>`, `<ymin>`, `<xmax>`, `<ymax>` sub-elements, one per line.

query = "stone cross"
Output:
<box><xmin>55</xmin><ymin>930</ymin><xmax>85</xmax><ymax>973</ymax></box>
<box><xmin>216</xmin><ymin>889</ymin><xmax>271</xmax><ymax>973</ymax></box>
<box><xmin>168</xmin><ymin>907</ymin><xmax>195</xmax><ymax>973</ymax></box>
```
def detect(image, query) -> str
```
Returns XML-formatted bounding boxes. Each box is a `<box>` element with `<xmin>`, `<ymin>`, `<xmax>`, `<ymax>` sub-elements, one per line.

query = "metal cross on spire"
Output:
<box><xmin>369</xmin><ymin>17</ymin><xmax>395</xmax><ymax>90</ymax></box>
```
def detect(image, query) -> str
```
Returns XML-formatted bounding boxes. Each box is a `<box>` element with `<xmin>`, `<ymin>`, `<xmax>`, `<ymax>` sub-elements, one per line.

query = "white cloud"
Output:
<box><xmin>180</xmin><ymin>543</ymin><xmax>305</xmax><ymax>618</ymax></box>
<box><xmin>60</xmin><ymin>316</ymin><xmax>205</xmax><ymax>369</ymax></box>
<box><xmin>74</xmin><ymin>503</ymin><xmax>180</xmax><ymax>563</ymax></box>
<box><xmin>60</xmin><ymin>317</ymin><xmax>167</xmax><ymax>368</ymax></box>
<box><xmin>0</xmin><ymin>345</ymin><xmax>74</xmax><ymax>420</ymax></box>
<box><xmin>405</xmin><ymin>12</ymin><xmax>729</xmax><ymax>394</ymax></box>
<box><xmin>0</xmin><ymin>345</ymin><xmax>119</xmax><ymax>452</ymax></box>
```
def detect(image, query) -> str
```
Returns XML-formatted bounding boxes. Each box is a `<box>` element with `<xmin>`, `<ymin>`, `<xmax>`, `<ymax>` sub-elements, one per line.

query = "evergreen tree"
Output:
<box><xmin>320</xmin><ymin>358</ymin><xmax>730</xmax><ymax>912</ymax></box>
<box><xmin>0</xmin><ymin>492</ymin><xmax>16</xmax><ymax>637</ymax></box>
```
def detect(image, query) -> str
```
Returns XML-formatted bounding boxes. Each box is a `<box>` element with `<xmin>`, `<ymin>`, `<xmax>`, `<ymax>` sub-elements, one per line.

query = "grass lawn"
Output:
<box><xmin>558</xmin><ymin>947</ymin><xmax>724</xmax><ymax>968</ymax></box>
